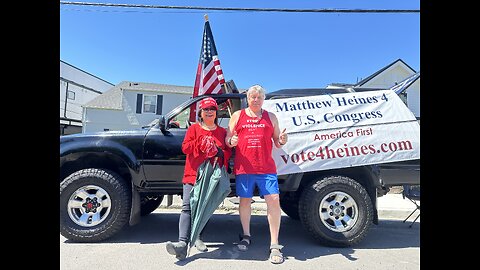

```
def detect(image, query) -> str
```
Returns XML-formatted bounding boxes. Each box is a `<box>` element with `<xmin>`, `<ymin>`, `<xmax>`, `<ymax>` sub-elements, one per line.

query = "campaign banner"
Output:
<box><xmin>262</xmin><ymin>90</ymin><xmax>420</xmax><ymax>175</ymax></box>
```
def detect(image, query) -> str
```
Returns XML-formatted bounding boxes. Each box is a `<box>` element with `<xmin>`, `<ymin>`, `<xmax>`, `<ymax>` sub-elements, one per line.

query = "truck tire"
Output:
<box><xmin>60</xmin><ymin>168</ymin><xmax>131</xmax><ymax>242</ymax></box>
<box><xmin>299</xmin><ymin>175</ymin><xmax>373</xmax><ymax>247</ymax></box>
<box><xmin>140</xmin><ymin>195</ymin><xmax>164</xmax><ymax>216</ymax></box>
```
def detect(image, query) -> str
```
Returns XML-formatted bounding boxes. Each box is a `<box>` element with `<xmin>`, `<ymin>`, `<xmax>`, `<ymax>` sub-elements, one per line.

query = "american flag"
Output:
<box><xmin>189</xmin><ymin>19</ymin><xmax>225</xmax><ymax>122</ymax></box>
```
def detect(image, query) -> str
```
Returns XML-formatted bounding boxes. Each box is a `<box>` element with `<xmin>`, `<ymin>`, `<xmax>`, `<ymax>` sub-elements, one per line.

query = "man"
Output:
<box><xmin>225</xmin><ymin>84</ymin><xmax>288</xmax><ymax>264</ymax></box>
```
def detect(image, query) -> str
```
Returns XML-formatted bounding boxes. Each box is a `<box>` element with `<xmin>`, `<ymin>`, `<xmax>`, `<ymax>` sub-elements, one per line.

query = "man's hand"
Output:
<box><xmin>279</xmin><ymin>128</ymin><xmax>288</xmax><ymax>145</ymax></box>
<box><xmin>230</xmin><ymin>131</ymin><xmax>239</xmax><ymax>147</ymax></box>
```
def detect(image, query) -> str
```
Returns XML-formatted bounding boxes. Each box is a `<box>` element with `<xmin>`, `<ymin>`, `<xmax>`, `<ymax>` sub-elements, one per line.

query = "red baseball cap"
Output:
<box><xmin>199</xmin><ymin>97</ymin><xmax>218</xmax><ymax>110</ymax></box>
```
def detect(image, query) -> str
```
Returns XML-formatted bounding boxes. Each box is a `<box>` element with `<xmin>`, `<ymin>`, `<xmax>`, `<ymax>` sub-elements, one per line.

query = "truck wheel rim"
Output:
<box><xmin>67</xmin><ymin>185</ymin><xmax>112</xmax><ymax>227</ymax></box>
<box><xmin>319</xmin><ymin>191</ymin><xmax>358</xmax><ymax>232</ymax></box>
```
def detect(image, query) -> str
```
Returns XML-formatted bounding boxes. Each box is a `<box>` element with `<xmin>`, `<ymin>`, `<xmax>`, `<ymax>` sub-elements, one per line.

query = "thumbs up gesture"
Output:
<box><xmin>279</xmin><ymin>128</ymin><xmax>288</xmax><ymax>145</ymax></box>
<box><xmin>229</xmin><ymin>131</ymin><xmax>239</xmax><ymax>147</ymax></box>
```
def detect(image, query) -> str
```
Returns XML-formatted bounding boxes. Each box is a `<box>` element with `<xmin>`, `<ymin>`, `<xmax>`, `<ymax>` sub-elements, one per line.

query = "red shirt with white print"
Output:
<box><xmin>233</xmin><ymin>109</ymin><xmax>277</xmax><ymax>175</ymax></box>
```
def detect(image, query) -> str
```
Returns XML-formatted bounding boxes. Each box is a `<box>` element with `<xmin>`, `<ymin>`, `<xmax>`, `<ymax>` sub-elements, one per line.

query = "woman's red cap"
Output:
<box><xmin>199</xmin><ymin>97</ymin><xmax>218</xmax><ymax>110</ymax></box>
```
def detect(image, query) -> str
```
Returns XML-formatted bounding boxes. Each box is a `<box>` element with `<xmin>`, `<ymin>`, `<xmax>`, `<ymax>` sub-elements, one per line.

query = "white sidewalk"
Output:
<box><xmin>377</xmin><ymin>193</ymin><xmax>419</xmax><ymax>211</ymax></box>
<box><xmin>159</xmin><ymin>192</ymin><xmax>420</xmax><ymax>221</ymax></box>
<box><xmin>377</xmin><ymin>193</ymin><xmax>420</xmax><ymax>221</ymax></box>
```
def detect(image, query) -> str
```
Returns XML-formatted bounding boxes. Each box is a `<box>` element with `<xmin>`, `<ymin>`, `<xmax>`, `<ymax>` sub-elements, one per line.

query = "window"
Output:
<box><xmin>216</xmin><ymin>98</ymin><xmax>241</xmax><ymax>128</ymax></box>
<box><xmin>143</xmin><ymin>95</ymin><xmax>157</xmax><ymax>113</ymax></box>
<box><xmin>172</xmin><ymin>109</ymin><xmax>191</xmax><ymax>128</ymax></box>
<box><xmin>67</xmin><ymin>90</ymin><xmax>75</xmax><ymax>100</ymax></box>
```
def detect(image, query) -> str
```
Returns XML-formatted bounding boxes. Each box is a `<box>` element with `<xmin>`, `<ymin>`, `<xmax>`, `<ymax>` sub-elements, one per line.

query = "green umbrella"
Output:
<box><xmin>189</xmin><ymin>158</ymin><xmax>231</xmax><ymax>249</ymax></box>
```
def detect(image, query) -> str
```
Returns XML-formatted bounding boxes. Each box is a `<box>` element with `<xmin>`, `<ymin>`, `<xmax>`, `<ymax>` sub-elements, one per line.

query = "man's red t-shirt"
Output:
<box><xmin>233</xmin><ymin>109</ymin><xmax>277</xmax><ymax>175</ymax></box>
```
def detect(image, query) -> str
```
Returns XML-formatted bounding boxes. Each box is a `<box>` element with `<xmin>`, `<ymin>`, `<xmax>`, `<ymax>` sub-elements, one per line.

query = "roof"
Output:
<box><xmin>83</xmin><ymin>81</ymin><xmax>194</xmax><ymax>110</ymax></box>
<box><xmin>83</xmin><ymin>85</ymin><xmax>123</xmax><ymax>110</ymax></box>
<box><xmin>60</xmin><ymin>60</ymin><xmax>115</xmax><ymax>86</ymax></box>
<box><xmin>118</xmin><ymin>81</ymin><xmax>193</xmax><ymax>94</ymax></box>
<box><xmin>389</xmin><ymin>71</ymin><xmax>420</xmax><ymax>94</ymax></box>
<box><xmin>354</xmin><ymin>72</ymin><xmax>420</xmax><ymax>94</ymax></box>
<box><xmin>327</xmin><ymin>83</ymin><xmax>356</xmax><ymax>88</ymax></box>
<box><xmin>354</xmin><ymin>59</ymin><xmax>416</xmax><ymax>87</ymax></box>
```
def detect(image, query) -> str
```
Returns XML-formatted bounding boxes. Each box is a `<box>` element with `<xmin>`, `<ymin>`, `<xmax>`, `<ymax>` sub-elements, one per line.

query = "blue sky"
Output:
<box><xmin>60</xmin><ymin>0</ymin><xmax>420</xmax><ymax>92</ymax></box>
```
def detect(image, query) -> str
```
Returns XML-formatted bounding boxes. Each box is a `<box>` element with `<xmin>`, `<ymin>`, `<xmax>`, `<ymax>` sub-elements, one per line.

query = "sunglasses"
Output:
<box><xmin>202</xmin><ymin>107</ymin><xmax>217</xmax><ymax>112</ymax></box>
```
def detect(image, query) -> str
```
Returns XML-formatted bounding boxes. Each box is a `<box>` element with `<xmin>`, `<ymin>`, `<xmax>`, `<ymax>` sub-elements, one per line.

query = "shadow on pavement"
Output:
<box><xmin>62</xmin><ymin>210</ymin><xmax>419</xmax><ymax>263</ymax></box>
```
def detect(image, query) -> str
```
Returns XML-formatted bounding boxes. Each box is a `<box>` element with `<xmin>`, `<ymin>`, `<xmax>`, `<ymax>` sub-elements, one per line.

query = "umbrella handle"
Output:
<box><xmin>208</xmin><ymin>156</ymin><xmax>222</xmax><ymax>168</ymax></box>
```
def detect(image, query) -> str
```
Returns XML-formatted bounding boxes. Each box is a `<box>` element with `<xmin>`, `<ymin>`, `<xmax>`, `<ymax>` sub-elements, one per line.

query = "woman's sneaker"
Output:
<box><xmin>165</xmin><ymin>241</ymin><xmax>187</xmax><ymax>260</ymax></box>
<box><xmin>194</xmin><ymin>238</ymin><xmax>208</xmax><ymax>252</ymax></box>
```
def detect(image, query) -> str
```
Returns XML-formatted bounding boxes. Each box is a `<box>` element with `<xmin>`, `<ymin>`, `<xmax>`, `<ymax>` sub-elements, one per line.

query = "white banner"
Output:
<box><xmin>262</xmin><ymin>90</ymin><xmax>420</xmax><ymax>175</ymax></box>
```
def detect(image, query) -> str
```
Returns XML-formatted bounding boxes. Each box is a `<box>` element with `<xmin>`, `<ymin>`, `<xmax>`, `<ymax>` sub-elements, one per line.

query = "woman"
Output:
<box><xmin>165</xmin><ymin>97</ymin><xmax>231</xmax><ymax>261</ymax></box>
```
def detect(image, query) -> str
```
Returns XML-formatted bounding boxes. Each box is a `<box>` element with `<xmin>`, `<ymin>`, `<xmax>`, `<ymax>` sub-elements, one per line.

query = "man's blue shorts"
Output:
<box><xmin>235</xmin><ymin>174</ymin><xmax>279</xmax><ymax>198</ymax></box>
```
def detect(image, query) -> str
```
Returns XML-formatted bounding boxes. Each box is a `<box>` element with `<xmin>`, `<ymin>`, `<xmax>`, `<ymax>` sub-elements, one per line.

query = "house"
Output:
<box><xmin>82</xmin><ymin>81</ymin><xmax>193</xmax><ymax>133</ymax></box>
<box><xmin>327</xmin><ymin>59</ymin><xmax>420</xmax><ymax>119</ymax></box>
<box><xmin>60</xmin><ymin>60</ymin><xmax>114</xmax><ymax>135</ymax></box>
<box><xmin>82</xmin><ymin>59</ymin><xmax>419</xmax><ymax>133</ymax></box>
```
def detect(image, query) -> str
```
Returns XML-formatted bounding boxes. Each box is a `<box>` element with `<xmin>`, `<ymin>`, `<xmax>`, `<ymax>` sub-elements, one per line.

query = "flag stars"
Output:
<box><xmin>190</xmin><ymin>21</ymin><xmax>225</xmax><ymax>122</ymax></box>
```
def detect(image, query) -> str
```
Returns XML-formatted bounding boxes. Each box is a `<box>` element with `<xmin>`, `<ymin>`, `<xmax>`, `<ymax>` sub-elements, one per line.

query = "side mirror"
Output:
<box><xmin>159</xmin><ymin>115</ymin><xmax>167</xmax><ymax>132</ymax></box>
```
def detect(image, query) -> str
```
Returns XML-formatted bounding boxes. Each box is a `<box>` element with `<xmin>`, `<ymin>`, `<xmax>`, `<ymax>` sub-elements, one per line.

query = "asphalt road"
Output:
<box><xmin>60</xmin><ymin>208</ymin><xmax>419</xmax><ymax>270</ymax></box>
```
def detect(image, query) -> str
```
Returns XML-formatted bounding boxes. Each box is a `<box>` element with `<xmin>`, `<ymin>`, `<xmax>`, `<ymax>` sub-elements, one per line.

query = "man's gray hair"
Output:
<box><xmin>247</xmin><ymin>84</ymin><xmax>266</xmax><ymax>99</ymax></box>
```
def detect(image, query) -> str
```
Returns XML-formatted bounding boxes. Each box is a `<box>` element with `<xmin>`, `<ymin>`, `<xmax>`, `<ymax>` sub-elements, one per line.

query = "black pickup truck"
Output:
<box><xmin>59</xmin><ymin>88</ymin><xmax>420</xmax><ymax>247</ymax></box>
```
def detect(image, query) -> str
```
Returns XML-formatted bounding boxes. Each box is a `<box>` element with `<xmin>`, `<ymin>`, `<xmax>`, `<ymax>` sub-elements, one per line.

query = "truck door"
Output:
<box><xmin>142</xmin><ymin>126</ymin><xmax>187</xmax><ymax>189</ymax></box>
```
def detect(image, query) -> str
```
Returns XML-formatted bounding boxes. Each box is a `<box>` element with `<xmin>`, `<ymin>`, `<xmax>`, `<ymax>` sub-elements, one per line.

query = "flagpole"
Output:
<box><xmin>202</xmin><ymin>14</ymin><xmax>232</xmax><ymax>117</ymax></box>
<box><xmin>223</xmin><ymin>83</ymin><xmax>233</xmax><ymax>117</ymax></box>
<box><xmin>206</xmin><ymin>13</ymin><xmax>232</xmax><ymax>117</ymax></box>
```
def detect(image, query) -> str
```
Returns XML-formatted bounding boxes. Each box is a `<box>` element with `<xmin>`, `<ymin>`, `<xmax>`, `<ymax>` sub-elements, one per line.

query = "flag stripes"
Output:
<box><xmin>189</xmin><ymin>19</ymin><xmax>226</xmax><ymax>122</ymax></box>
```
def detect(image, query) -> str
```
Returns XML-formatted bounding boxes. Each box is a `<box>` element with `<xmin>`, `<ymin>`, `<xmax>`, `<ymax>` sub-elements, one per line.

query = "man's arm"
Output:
<box><xmin>270</xmin><ymin>112</ymin><xmax>288</xmax><ymax>148</ymax></box>
<box><xmin>225</xmin><ymin>110</ymin><xmax>240</xmax><ymax>148</ymax></box>
<box><xmin>270</xmin><ymin>112</ymin><xmax>283</xmax><ymax>148</ymax></box>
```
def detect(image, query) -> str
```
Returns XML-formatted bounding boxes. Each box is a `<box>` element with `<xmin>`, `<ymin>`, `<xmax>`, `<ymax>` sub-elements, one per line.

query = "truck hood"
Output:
<box><xmin>60</xmin><ymin>128</ymin><xmax>151</xmax><ymax>160</ymax></box>
<box><xmin>60</xmin><ymin>129</ymin><xmax>150</xmax><ymax>144</ymax></box>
